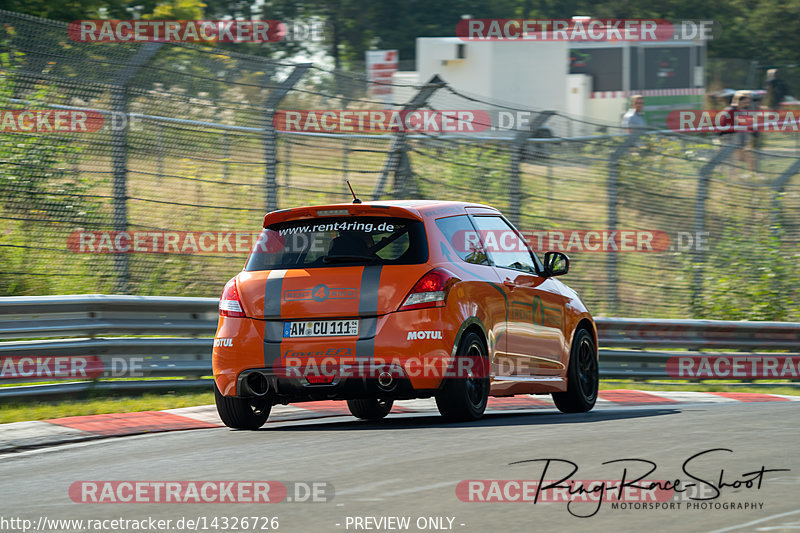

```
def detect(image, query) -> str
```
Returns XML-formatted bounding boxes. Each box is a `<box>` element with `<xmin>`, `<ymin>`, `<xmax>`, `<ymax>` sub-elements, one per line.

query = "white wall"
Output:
<box><xmin>566</xmin><ymin>74</ymin><xmax>592</xmax><ymax>136</ymax></box>
<box><xmin>416</xmin><ymin>38</ymin><xmax>569</xmax><ymax>135</ymax></box>
<box><xmin>416</xmin><ymin>38</ymin><xmax>494</xmax><ymax>105</ymax></box>
<box><xmin>486</xmin><ymin>41</ymin><xmax>569</xmax><ymax>112</ymax></box>
<box><xmin>416</xmin><ymin>38</ymin><xmax>570</xmax><ymax>110</ymax></box>
<box><xmin>391</xmin><ymin>71</ymin><xmax>419</xmax><ymax>106</ymax></box>
<box><xmin>586</xmin><ymin>97</ymin><xmax>629</xmax><ymax>131</ymax></box>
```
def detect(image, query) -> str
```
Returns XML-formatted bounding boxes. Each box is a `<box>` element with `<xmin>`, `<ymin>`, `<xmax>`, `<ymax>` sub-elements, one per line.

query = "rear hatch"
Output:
<box><xmin>236</xmin><ymin>210</ymin><xmax>431</xmax><ymax>319</ymax></box>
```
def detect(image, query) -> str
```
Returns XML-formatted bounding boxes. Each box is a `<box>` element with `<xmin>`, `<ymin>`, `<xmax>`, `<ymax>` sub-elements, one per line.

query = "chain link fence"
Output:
<box><xmin>1</xmin><ymin>11</ymin><xmax>799</xmax><ymax>319</ymax></box>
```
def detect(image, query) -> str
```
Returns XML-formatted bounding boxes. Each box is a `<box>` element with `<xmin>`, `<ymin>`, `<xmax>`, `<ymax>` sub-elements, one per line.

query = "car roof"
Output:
<box><xmin>263</xmin><ymin>200</ymin><xmax>500</xmax><ymax>227</ymax></box>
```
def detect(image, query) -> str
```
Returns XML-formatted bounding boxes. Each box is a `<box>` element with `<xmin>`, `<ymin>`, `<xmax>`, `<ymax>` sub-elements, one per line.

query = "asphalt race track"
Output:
<box><xmin>1</xmin><ymin>399</ymin><xmax>799</xmax><ymax>533</ymax></box>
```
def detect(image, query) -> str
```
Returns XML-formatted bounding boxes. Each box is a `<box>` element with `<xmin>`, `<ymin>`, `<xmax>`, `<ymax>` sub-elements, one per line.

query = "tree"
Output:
<box><xmin>0</xmin><ymin>0</ymin><xmax>128</xmax><ymax>19</ymax></box>
<box><xmin>0</xmin><ymin>0</ymin><xmax>798</xmax><ymax>82</ymax></box>
<box><xmin>142</xmin><ymin>0</ymin><xmax>207</xmax><ymax>20</ymax></box>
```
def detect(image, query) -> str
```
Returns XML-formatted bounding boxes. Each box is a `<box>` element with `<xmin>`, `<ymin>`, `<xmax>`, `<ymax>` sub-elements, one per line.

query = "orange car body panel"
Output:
<box><xmin>213</xmin><ymin>200</ymin><xmax>596</xmax><ymax>402</ymax></box>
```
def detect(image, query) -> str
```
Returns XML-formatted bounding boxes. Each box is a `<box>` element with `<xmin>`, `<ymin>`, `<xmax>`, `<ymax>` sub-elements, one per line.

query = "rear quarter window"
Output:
<box><xmin>435</xmin><ymin>215</ymin><xmax>490</xmax><ymax>266</ymax></box>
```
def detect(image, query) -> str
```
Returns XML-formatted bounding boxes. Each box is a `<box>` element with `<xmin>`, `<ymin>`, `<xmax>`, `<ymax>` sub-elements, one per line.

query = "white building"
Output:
<box><xmin>397</xmin><ymin>32</ymin><xmax>706</xmax><ymax>135</ymax></box>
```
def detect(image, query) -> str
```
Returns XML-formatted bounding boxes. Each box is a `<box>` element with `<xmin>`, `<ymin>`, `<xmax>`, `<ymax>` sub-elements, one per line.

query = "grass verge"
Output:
<box><xmin>0</xmin><ymin>391</ymin><xmax>214</xmax><ymax>424</ymax></box>
<box><xmin>600</xmin><ymin>380</ymin><xmax>800</xmax><ymax>396</ymax></box>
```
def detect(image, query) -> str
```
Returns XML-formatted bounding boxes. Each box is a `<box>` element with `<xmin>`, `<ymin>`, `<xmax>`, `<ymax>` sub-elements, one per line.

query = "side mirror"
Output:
<box><xmin>543</xmin><ymin>251</ymin><xmax>569</xmax><ymax>277</ymax></box>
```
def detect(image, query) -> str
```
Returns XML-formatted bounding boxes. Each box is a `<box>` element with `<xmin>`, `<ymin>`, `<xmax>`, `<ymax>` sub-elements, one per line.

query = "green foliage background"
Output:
<box><xmin>1</xmin><ymin>0</ymin><xmax>798</xmax><ymax>69</ymax></box>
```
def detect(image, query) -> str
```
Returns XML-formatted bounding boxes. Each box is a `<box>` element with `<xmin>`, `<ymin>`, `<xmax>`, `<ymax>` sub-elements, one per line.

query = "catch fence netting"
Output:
<box><xmin>1</xmin><ymin>11</ymin><xmax>798</xmax><ymax>319</ymax></box>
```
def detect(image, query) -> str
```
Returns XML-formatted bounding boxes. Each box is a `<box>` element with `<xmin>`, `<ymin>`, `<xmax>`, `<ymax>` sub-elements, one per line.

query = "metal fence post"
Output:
<box><xmin>508</xmin><ymin>111</ymin><xmax>554</xmax><ymax>226</ymax></box>
<box><xmin>263</xmin><ymin>64</ymin><xmax>311</xmax><ymax>213</ymax></box>
<box><xmin>341</xmin><ymin>138</ymin><xmax>350</xmax><ymax>189</ymax></box>
<box><xmin>606</xmin><ymin>130</ymin><xmax>642</xmax><ymax>315</ymax></box>
<box><xmin>691</xmin><ymin>143</ymin><xmax>736</xmax><ymax>314</ymax></box>
<box><xmin>546</xmin><ymin>161</ymin><xmax>554</xmax><ymax>218</ymax></box>
<box><xmin>283</xmin><ymin>138</ymin><xmax>292</xmax><ymax>188</ymax></box>
<box><xmin>222</xmin><ymin>130</ymin><xmax>230</xmax><ymax>182</ymax></box>
<box><xmin>156</xmin><ymin>122</ymin><xmax>165</xmax><ymax>184</ymax></box>
<box><xmin>771</xmin><ymin>159</ymin><xmax>800</xmax><ymax>233</ymax></box>
<box><xmin>110</xmin><ymin>43</ymin><xmax>162</xmax><ymax>294</ymax></box>
<box><xmin>393</xmin><ymin>150</ymin><xmax>417</xmax><ymax>198</ymax></box>
<box><xmin>373</xmin><ymin>75</ymin><xmax>445</xmax><ymax>200</ymax></box>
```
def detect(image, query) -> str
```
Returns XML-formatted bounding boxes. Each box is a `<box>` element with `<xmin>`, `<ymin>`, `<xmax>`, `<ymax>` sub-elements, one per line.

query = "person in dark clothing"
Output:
<box><xmin>718</xmin><ymin>91</ymin><xmax>757</xmax><ymax>172</ymax></box>
<box><xmin>764</xmin><ymin>68</ymin><xmax>788</xmax><ymax>109</ymax></box>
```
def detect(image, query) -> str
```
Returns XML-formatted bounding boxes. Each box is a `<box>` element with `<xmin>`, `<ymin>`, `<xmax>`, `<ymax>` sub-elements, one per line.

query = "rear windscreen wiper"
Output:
<box><xmin>369</xmin><ymin>226</ymin><xmax>409</xmax><ymax>254</ymax></box>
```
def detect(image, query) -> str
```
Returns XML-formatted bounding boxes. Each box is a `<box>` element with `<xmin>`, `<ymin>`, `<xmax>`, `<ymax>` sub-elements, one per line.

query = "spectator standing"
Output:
<box><xmin>621</xmin><ymin>94</ymin><xmax>647</xmax><ymax>132</ymax></box>
<box><xmin>719</xmin><ymin>90</ymin><xmax>757</xmax><ymax>172</ymax></box>
<box><xmin>763</xmin><ymin>68</ymin><xmax>788</xmax><ymax>109</ymax></box>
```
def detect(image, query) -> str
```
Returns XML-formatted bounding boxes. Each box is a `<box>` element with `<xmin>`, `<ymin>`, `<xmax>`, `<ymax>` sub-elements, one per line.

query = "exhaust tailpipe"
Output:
<box><xmin>245</xmin><ymin>372</ymin><xmax>270</xmax><ymax>397</ymax></box>
<box><xmin>377</xmin><ymin>371</ymin><xmax>395</xmax><ymax>391</ymax></box>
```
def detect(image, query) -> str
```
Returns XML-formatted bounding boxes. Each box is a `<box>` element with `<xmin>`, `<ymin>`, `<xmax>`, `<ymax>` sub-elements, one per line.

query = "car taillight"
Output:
<box><xmin>219</xmin><ymin>277</ymin><xmax>246</xmax><ymax>318</ymax></box>
<box><xmin>399</xmin><ymin>268</ymin><xmax>459</xmax><ymax>311</ymax></box>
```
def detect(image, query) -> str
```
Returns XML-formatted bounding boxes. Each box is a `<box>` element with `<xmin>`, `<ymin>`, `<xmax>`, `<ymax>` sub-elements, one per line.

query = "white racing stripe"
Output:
<box><xmin>646</xmin><ymin>391</ymin><xmax>740</xmax><ymax>403</ymax></box>
<box><xmin>380</xmin><ymin>480</ymin><xmax>460</xmax><ymax>497</ymax></box>
<box><xmin>336</xmin><ymin>478</ymin><xmax>404</xmax><ymax>496</ymax></box>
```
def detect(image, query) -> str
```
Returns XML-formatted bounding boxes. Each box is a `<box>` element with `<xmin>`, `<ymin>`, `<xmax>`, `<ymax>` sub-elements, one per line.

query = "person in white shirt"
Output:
<box><xmin>621</xmin><ymin>94</ymin><xmax>647</xmax><ymax>132</ymax></box>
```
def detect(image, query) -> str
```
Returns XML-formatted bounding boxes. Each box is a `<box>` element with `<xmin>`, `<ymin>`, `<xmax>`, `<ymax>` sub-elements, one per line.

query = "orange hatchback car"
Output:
<box><xmin>212</xmin><ymin>200</ymin><xmax>598</xmax><ymax>429</ymax></box>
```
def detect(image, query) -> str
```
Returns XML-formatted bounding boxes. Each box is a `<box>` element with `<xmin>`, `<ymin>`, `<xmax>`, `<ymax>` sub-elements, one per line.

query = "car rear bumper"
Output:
<box><xmin>235</xmin><ymin>367</ymin><xmax>435</xmax><ymax>403</ymax></box>
<box><xmin>212</xmin><ymin>307</ymin><xmax>462</xmax><ymax>399</ymax></box>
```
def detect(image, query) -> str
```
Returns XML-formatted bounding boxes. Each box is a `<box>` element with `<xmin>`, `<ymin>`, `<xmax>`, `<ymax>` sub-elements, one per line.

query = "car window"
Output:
<box><xmin>245</xmin><ymin>217</ymin><xmax>428</xmax><ymax>270</ymax></box>
<box><xmin>470</xmin><ymin>216</ymin><xmax>538</xmax><ymax>273</ymax></box>
<box><xmin>435</xmin><ymin>215</ymin><xmax>490</xmax><ymax>266</ymax></box>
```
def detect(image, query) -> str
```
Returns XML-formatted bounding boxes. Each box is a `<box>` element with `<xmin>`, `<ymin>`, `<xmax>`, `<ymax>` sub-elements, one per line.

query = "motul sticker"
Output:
<box><xmin>213</xmin><ymin>338</ymin><xmax>233</xmax><ymax>347</ymax></box>
<box><xmin>407</xmin><ymin>331</ymin><xmax>443</xmax><ymax>340</ymax></box>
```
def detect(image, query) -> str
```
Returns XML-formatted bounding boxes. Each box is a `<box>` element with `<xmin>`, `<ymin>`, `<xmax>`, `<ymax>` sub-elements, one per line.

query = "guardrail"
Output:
<box><xmin>1</xmin><ymin>296</ymin><xmax>798</xmax><ymax>400</ymax></box>
<box><xmin>597</xmin><ymin>318</ymin><xmax>800</xmax><ymax>380</ymax></box>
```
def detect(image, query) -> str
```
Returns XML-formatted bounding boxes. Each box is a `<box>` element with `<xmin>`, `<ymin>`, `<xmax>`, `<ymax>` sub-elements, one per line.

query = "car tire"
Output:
<box><xmin>435</xmin><ymin>331</ymin><xmax>489</xmax><ymax>421</ymax></box>
<box><xmin>346</xmin><ymin>398</ymin><xmax>393</xmax><ymax>420</ymax></box>
<box><xmin>552</xmin><ymin>328</ymin><xmax>598</xmax><ymax>413</ymax></box>
<box><xmin>214</xmin><ymin>382</ymin><xmax>271</xmax><ymax>429</ymax></box>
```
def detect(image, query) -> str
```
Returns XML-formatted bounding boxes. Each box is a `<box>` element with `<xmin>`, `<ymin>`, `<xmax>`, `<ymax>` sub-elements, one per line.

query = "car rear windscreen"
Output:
<box><xmin>245</xmin><ymin>216</ymin><xmax>428</xmax><ymax>270</ymax></box>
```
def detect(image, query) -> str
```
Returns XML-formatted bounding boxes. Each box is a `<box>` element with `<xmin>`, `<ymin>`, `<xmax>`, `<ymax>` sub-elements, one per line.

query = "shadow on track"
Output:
<box><xmin>254</xmin><ymin>407</ymin><xmax>681</xmax><ymax>432</ymax></box>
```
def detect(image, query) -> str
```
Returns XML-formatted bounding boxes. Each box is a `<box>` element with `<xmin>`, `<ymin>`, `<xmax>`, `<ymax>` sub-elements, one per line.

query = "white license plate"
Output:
<box><xmin>283</xmin><ymin>319</ymin><xmax>359</xmax><ymax>338</ymax></box>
